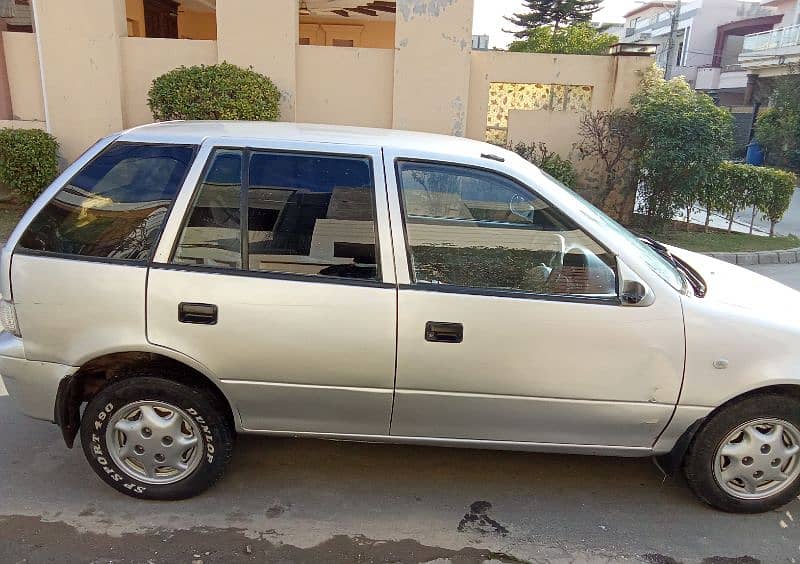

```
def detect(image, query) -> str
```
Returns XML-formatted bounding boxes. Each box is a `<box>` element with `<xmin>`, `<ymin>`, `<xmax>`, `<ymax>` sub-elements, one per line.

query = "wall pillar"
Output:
<box><xmin>744</xmin><ymin>73</ymin><xmax>759</xmax><ymax>105</ymax></box>
<box><xmin>31</xmin><ymin>0</ymin><xmax>126</xmax><ymax>162</ymax></box>
<box><xmin>0</xmin><ymin>22</ymin><xmax>13</xmax><ymax>121</ymax></box>
<box><xmin>393</xmin><ymin>0</ymin><xmax>474</xmax><ymax>136</ymax></box>
<box><xmin>216</xmin><ymin>0</ymin><xmax>298</xmax><ymax>121</ymax></box>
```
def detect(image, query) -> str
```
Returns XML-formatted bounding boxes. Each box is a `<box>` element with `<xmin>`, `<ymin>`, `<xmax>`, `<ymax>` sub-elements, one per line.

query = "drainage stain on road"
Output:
<box><xmin>456</xmin><ymin>500</ymin><xmax>509</xmax><ymax>537</ymax></box>
<box><xmin>0</xmin><ymin>515</ymin><xmax>526</xmax><ymax>564</ymax></box>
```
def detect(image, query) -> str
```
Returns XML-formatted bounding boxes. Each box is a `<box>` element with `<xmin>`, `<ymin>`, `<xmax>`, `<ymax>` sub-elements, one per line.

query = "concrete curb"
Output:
<box><xmin>705</xmin><ymin>247</ymin><xmax>800</xmax><ymax>266</ymax></box>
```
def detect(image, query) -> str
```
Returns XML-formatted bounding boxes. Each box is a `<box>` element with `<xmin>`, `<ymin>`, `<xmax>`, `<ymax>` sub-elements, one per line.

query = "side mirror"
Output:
<box><xmin>621</xmin><ymin>280</ymin><xmax>647</xmax><ymax>305</ymax></box>
<box><xmin>617</xmin><ymin>258</ymin><xmax>655</xmax><ymax>307</ymax></box>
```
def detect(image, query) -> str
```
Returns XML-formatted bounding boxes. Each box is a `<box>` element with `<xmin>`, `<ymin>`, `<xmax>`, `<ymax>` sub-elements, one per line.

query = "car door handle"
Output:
<box><xmin>425</xmin><ymin>321</ymin><xmax>463</xmax><ymax>344</ymax></box>
<box><xmin>178</xmin><ymin>302</ymin><xmax>218</xmax><ymax>325</ymax></box>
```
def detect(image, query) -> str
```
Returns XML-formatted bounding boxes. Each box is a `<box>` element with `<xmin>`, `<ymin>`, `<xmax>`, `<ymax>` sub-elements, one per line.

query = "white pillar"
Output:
<box><xmin>32</xmin><ymin>0</ymin><xmax>126</xmax><ymax>161</ymax></box>
<box><xmin>216</xmin><ymin>0</ymin><xmax>298</xmax><ymax>121</ymax></box>
<box><xmin>393</xmin><ymin>0</ymin><xmax>474</xmax><ymax>136</ymax></box>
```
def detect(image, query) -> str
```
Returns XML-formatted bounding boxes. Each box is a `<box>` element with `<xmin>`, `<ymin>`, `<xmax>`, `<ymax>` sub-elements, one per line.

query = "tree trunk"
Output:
<box><xmin>749</xmin><ymin>205</ymin><xmax>757</xmax><ymax>235</ymax></box>
<box><xmin>770</xmin><ymin>221</ymin><xmax>776</xmax><ymax>237</ymax></box>
<box><xmin>728</xmin><ymin>210</ymin><xmax>735</xmax><ymax>233</ymax></box>
<box><xmin>685</xmin><ymin>205</ymin><xmax>692</xmax><ymax>231</ymax></box>
<box><xmin>704</xmin><ymin>204</ymin><xmax>712</xmax><ymax>233</ymax></box>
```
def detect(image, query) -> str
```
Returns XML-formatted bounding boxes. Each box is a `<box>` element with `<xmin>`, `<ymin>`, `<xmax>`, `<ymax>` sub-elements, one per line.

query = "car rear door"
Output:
<box><xmin>146</xmin><ymin>138</ymin><xmax>397</xmax><ymax>436</ymax></box>
<box><xmin>383</xmin><ymin>148</ymin><xmax>686</xmax><ymax>450</ymax></box>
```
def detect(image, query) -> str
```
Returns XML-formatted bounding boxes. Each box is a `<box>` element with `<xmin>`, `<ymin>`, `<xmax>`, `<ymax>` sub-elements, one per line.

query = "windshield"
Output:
<box><xmin>535</xmin><ymin>170</ymin><xmax>686</xmax><ymax>291</ymax></box>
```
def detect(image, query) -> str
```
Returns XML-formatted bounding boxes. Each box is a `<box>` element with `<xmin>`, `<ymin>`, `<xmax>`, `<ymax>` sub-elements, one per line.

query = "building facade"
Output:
<box><xmin>0</xmin><ymin>0</ymin><xmax>651</xmax><ymax>174</ymax></box>
<box><xmin>624</xmin><ymin>0</ymin><xmax>775</xmax><ymax>91</ymax></box>
<box><xmin>739</xmin><ymin>0</ymin><xmax>800</xmax><ymax>86</ymax></box>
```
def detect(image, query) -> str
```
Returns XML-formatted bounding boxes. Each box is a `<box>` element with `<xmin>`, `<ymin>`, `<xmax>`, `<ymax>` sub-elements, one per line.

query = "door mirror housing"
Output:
<box><xmin>617</xmin><ymin>258</ymin><xmax>655</xmax><ymax>307</ymax></box>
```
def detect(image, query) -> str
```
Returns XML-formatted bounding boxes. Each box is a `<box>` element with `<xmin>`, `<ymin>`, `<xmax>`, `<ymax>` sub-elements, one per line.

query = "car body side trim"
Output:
<box><xmin>233</xmin><ymin>429</ymin><xmax>654</xmax><ymax>457</ymax></box>
<box><xmin>150</xmin><ymin>262</ymin><xmax>396</xmax><ymax>290</ymax></box>
<box><xmin>397</xmin><ymin>283</ymin><xmax>621</xmax><ymax>306</ymax></box>
<box><xmin>220</xmin><ymin>379</ymin><xmax>393</xmax><ymax>393</ymax></box>
<box><xmin>395</xmin><ymin>388</ymin><xmax>674</xmax><ymax>407</ymax></box>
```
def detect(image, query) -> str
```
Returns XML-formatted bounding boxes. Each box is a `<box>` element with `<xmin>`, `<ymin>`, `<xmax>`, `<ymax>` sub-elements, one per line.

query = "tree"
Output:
<box><xmin>508</xmin><ymin>23</ymin><xmax>618</xmax><ymax>55</ymax></box>
<box><xmin>505</xmin><ymin>0</ymin><xmax>601</xmax><ymax>39</ymax></box>
<box><xmin>573</xmin><ymin>110</ymin><xmax>640</xmax><ymax>222</ymax></box>
<box><xmin>754</xmin><ymin>70</ymin><xmax>800</xmax><ymax>171</ymax></box>
<box><xmin>631</xmin><ymin>66</ymin><xmax>734</xmax><ymax>231</ymax></box>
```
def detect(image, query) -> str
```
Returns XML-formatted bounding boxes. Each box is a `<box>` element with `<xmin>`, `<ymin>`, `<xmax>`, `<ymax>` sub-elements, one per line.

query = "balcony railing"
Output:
<box><xmin>743</xmin><ymin>24</ymin><xmax>800</xmax><ymax>54</ymax></box>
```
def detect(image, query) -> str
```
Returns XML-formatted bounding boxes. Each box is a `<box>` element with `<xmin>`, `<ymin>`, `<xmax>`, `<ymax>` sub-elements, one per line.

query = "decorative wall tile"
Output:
<box><xmin>485</xmin><ymin>82</ymin><xmax>594</xmax><ymax>144</ymax></box>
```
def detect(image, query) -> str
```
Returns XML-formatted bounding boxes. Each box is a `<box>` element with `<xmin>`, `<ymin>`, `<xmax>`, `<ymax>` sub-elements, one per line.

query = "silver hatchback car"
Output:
<box><xmin>1</xmin><ymin>122</ymin><xmax>799</xmax><ymax>512</ymax></box>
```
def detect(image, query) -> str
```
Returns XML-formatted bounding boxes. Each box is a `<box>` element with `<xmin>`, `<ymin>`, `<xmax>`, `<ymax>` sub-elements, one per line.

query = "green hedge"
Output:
<box><xmin>0</xmin><ymin>128</ymin><xmax>59</xmax><ymax>203</ymax></box>
<box><xmin>700</xmin><ymin>162</ymin><xmax>797</xmax><ymax>235</ymax></box>
<box><xmin>148</xmin><ymin>62</ymin><xmax>281</xmax><ymax>121</ymax></box>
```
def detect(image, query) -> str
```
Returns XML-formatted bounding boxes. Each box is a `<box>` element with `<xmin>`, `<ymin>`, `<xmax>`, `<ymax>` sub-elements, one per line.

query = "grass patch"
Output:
<box><xmin>643</xmin><ymin>229</ymin><xmax>800</xmax><ymax>253</ymax></box>
<box><xmin>0</xmin><ymin>202</ymin><xmax>25</xmax><ymax>243</ymax></box>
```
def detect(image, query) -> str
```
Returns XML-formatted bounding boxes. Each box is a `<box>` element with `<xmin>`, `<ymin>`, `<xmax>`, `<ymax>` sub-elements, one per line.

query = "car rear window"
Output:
<box><xmin>18</xmin><ymin>143</ymin><xmax>196</xmax><ymax>262</ymax></box>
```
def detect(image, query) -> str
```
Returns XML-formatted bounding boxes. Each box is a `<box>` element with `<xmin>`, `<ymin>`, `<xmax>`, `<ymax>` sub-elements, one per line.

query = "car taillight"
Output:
<box><xmin>0</xmin><ymin>299</ymin><xmax>21</xmax><ymax>337</ymax></box>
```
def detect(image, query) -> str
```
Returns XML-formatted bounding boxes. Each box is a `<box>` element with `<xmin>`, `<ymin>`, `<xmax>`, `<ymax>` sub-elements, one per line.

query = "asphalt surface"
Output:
<box><xmin>1</xmin><ymin>264</ymin><xmax>799</xmax><ymax>564</ymax></box>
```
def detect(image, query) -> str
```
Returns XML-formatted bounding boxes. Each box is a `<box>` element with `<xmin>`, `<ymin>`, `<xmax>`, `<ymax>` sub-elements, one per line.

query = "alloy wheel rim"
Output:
<box><xmin>713</xmin><ymin>418</ymin><xmax>800</xmax><ymax>501</ymax></box>
<box><xmin>105</xmin><ymin>400</ymin><xmax>203</xmax><ymax>485</ymax></box>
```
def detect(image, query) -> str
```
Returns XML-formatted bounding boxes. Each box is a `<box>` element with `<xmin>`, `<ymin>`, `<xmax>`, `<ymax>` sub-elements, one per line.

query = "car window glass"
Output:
<box><xmin>18</xmin><ymin>143</ymin><xmax>195</xmax><ymax>261</ymax></box>
<box><xmin>397</xmin><ymin>161</ymin><xmax>617</xmax><ymax>296</ymax></box>
<box><xmin>172</xmin><ymin>149</ymin><xmax>380</xmax><ymax>282</ymax></box>
<box><xmin>245</xmin><ymin>151</ymin><xmax>379</xmax><ymax>280</ymax></box>
<box><xmin>173</xmin><ymin>149</ymin><xmax>243</xmax><ymax>269</ymax></box>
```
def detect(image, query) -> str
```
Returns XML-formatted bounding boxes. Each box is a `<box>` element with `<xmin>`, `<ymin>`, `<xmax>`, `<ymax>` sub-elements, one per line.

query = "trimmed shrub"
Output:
<box><xmin>511</xmin><ymin>141</ymin><xmax>577</xmax><ymax>187</ymax></box>
<box><xmin>148</xmin><ymin>62</ymin><xmax>281</xmax><ymax>122</ymax></box>
<box><xmin>701</xmin><ymin>162</ymin><xmax>797</xmax><ymax>236</ymax></box>
<box><xmin>0</xmin><ymin>128</ymin><xmax>59</xmax><ymax>203</ymax></box>
<box><xmin>759</xmin><ymin>167</ymin><xmax>797</xmax><ymax>236</ymax></box>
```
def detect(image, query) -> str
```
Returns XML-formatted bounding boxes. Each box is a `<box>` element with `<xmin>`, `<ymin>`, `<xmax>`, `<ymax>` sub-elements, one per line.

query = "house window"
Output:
<box><xmin>299</xmin><ymin>37</ymin><xmax>311</xmax><ymax>45</ymax></box>
<box><xmin>143</xmin><ymin>0</ymin><xmax>179</xmax><ymax>39</ymax></box>
<box><xmin>332</xmin><ymin>38</ymin><xmax>355</xmax><ymax>47</ymax></box>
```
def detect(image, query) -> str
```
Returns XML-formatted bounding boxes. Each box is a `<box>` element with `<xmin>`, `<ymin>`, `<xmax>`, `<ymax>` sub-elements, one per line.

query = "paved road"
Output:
<box><xmin>747</xmin><ymin>262</ymin><xmax>800</xmax><ymax>290</ymax></box>
<box><xmin>1</xmin><ymin>266</ymin><xmax>800</xmax><ymax>564</ymax></box>
<box><xmin>733</xmin><ymin>187</ymin><xmax>800</xmax><ymax>236</ymax></box>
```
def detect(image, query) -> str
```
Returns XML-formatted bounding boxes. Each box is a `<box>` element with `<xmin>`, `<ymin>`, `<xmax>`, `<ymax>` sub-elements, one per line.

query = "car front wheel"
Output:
<box><xmin>684</xmin><ymin>393</ymin><xmax>800</xmax><ymax>513</ymax></box>
<box><xmin>80</xmin><ymin>375</ymin><xmax>234</xmax><ymax>500</ymax></box>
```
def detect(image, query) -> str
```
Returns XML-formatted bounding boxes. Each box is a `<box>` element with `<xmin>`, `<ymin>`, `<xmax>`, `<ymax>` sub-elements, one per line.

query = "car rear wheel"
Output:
<box><xmin>80</xmin><ymin>375</ymin><xmax>234</xmax><ymax>500</ymax></box>
<box><xmin>683</xmin><ymin>393</ymin><xmax>800</xmax><ymax>513</ymax></box>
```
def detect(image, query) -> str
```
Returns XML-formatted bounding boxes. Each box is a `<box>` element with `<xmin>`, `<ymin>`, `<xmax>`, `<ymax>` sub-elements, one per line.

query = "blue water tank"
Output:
<box><xmin>746</xmin><ymin>141</ymin><xmax>764</xmax><ymax>166</ymax></box>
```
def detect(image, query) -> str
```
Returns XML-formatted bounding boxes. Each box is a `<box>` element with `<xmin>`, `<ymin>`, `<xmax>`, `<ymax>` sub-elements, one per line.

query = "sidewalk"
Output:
<box><xmin>706</xmin><ymin>247</ymin><xmax>800</xmax><ymax>266</ymax></box>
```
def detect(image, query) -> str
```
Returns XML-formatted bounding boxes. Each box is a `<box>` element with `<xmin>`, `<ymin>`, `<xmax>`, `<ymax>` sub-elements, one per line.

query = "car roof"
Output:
<box><xmin>117</xmin><ymin>121</ymin><xmax>508</xmax><ymax>157</ymax></box>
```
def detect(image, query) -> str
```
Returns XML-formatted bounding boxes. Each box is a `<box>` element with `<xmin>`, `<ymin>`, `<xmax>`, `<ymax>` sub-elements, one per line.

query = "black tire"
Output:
<box><xmin>80</xmin><ymin>375</ymin><xmax>234</xmax><ymax>500</ymax></box>
<box><xmin>683</xmin><ymin>393</ymin><xmax>800</xmax><ymax>513</ymax></box>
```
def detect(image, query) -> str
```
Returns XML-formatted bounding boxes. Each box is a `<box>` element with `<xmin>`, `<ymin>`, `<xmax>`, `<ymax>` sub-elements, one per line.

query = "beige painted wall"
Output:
<box><xmin>393</xmin><ymin>0</ymin><xmax>473</xmax><ymax>136</ymax></box>
<box><xmin>296</xmin><ymin>45</ymin><xmax>393</xmax><ymax>128</ymax></box>
<box><xmin>299</xmin><ymin>16</ymin><xmax>394</xmax><ymax>48</ymax></box>
<box><xmin>2</xmin><ymin>32</ymin><xmax>44</xmax><ymax>122</ymax></box>
<box><xmin>33</xmin><ymin>0</ymin><xmax>127</xmax><ymax>161</ymax></box>
<box><xmin>179</xmin><ymin>9</ymin><xmax>216</xmax><ymax>40</ymax></box>
<box><xmin>0</xmin><ymin>119</ymin><xmax>45</xmax><ymax>130</ymax></box>
<box><xmin>120</xmin><ymin>37</ymin><xmax>217</xmax><ymax>127</ymax></box>
<box><xmin>467</xmin><ymin>51</ymin><xmax>617</xmax><ymax>143</ymax></box>
<box><xmin>467</xmin><ymin>51</ymin><xmax>651</xmax><ymax>150</ymax></box>
<box><xmin>610</xmin><ymin>55</ymin><xmax>650</xmax><ymax>109</ymax></box>
<box><xmin>217</xmin><ymin>0</ymin><xmax>298</xmax><ymax>120</ymax></box>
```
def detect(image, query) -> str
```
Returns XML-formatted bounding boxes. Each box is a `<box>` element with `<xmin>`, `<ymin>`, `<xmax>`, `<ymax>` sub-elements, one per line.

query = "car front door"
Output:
<box><xmin>147</xmin><ymin>139</ymin><xmax>397</xmax><ymax>436</ymax></box>
<box><xmin>384</xmin><ymin>150</ymin><xmax>686</xmax><ymax>450</ymax></box>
